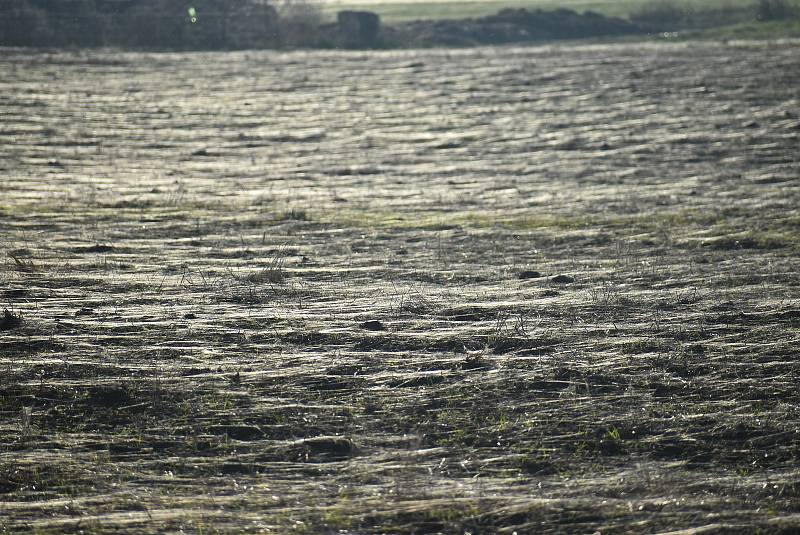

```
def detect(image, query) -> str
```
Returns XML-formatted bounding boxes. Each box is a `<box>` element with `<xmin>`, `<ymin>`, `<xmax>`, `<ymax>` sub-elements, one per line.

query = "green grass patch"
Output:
<box><xmin>680</xmin><ymin>17</ymin><xmax>800</xmax><ymax>39</ymax></box>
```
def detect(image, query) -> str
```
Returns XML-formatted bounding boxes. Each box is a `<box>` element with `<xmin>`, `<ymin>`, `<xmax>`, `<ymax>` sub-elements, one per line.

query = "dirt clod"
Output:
<box><xmin>0</xmin><ymin>310</ymin><xmax>23</xmax><ymax>331</ymax></box>
<box><xmin>78</xmin><ymin>244</ymin><xmax>114</xmax><ymax>253</ymax></box>
<box><xmin>290</xmin><ymin>436</ymin><xmax>356</xmax><ymax>460</ymax></box>
<box><xmin>360</xmin><ymin>320</ymin><xmax>385</xmax><ymax>331</ymax></box>
<box><xmin>518</xmin><ymin>270</ymin><xmax>542</xmax><ymax>279</ymax></box>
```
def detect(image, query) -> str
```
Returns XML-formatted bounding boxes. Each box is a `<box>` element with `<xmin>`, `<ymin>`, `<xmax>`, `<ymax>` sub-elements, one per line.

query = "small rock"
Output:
<box><xmin>360</xmin><ymin>320</ymin><xmax>385</xmax><ymax>331</ymax></box>
<box><xmin>518</xmin><ymin>270</ymin><xmax>542</xmax><ymax>280</ymax></box>
<box><xmin>551</xmin><ymin>274</ymin><xmax>575</xmax><ymax>284</ymax></box>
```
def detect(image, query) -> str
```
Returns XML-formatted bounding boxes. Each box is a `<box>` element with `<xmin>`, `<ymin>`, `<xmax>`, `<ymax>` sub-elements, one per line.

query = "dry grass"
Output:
<box><xmin>1</xmin><ymin>41</ymin><xmax>799</xmax><ymax>533</ymax></box>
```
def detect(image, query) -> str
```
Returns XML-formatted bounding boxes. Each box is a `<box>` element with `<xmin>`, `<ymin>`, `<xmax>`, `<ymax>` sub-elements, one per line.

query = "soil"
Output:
<box><xmin>1</xmin><ymin>41</ymin><xmax>800</xmax><ymax>533</ymax></box>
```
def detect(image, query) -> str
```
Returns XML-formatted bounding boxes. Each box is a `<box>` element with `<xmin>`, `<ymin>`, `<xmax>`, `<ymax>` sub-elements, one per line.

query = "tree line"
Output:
<box><xmin>0</xmin><ymin>0</ymin><xmax>284</xmax><ymax>48</ymax></box>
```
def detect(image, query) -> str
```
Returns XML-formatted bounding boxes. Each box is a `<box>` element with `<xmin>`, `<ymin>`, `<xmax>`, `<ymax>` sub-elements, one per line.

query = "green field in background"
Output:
<box><xmin>320</xmin><ymin>0</ymin><xmax>770</xmax><ymax>24</ymax></box>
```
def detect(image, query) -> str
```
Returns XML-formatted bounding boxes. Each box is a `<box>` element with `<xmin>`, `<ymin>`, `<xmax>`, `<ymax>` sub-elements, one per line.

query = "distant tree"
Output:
<box><xmin>0</xmin><ymin>0</ymin><xmax>281</xmax><ymax>48</ymax></box>
<box><xmin>106</xmin><ymin>0</ymin><xmax>278</xmax><ymax>49</ymax></box>
<box><xmin>112</xmin><ymin>0</ymin><xmax>187</xmax><ymax>48</ymax></box>
<box><xmin>0</xmin><ymin>1</ymin><xmax>51</xmax><ymax>46</ymax></box>
<box><xmin>273</xmin><ymin>0</ymin><xmax>323</xmax><ymax>46</ymax></box>
<box><xmin>629</xmin><ymin>0</ymin><xmax>691</xmax><ymax>31</ymax></box>
<box><xmin>756</xmin><ymin>0</ymin><xmax>795</xmax><ymax>20</ymax></box>
<box><xmin>226</xmin><ymin>1</ymin><xmax>280</xmax><ymax>49</ymax></box>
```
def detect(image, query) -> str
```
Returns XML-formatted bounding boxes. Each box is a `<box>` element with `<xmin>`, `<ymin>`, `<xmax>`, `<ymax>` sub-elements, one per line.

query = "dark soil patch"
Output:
<box><xmin>0</xmin><ymin>309</ymin><xmax>23</xmax><ymax>331</ymax></box>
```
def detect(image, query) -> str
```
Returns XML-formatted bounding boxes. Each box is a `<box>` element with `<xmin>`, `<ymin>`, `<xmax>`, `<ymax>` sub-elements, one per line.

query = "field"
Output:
<box><xmin>319</xmin><ymin>0</ymin><xmax>773</xmax><ymax>24</ymax></box>
<box><xmin>1</xmin><ymin>40</ymin><xmax>800</xmax><ymax>533</ymax></box>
